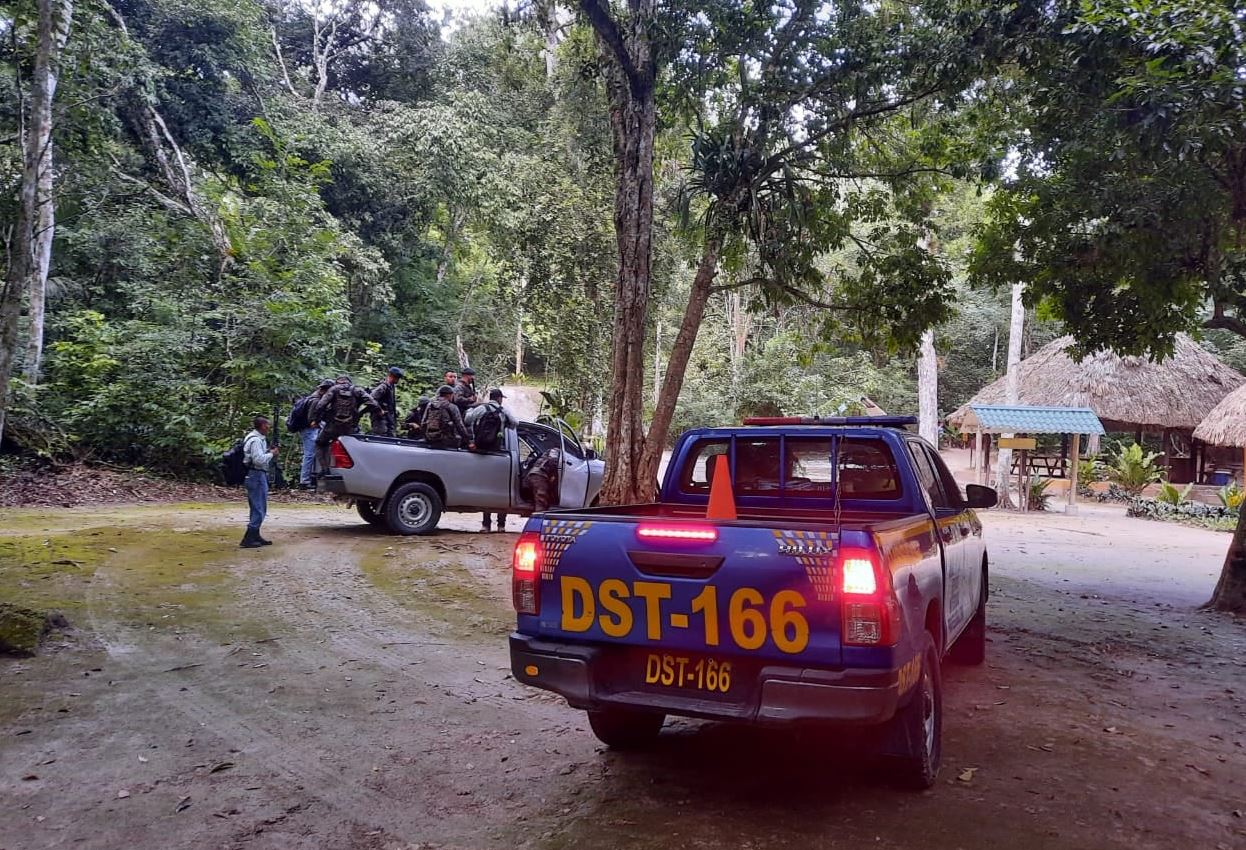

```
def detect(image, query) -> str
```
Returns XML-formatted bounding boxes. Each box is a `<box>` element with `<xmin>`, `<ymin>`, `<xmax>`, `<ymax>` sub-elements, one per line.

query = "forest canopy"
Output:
<box><xmin>1</xmin><ymin>0</ymin><xmax>1243</xmax><ymax>476</ymax></box>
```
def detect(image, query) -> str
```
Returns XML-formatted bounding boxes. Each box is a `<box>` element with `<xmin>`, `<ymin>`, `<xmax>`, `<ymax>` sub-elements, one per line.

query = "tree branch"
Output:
<box><xmin>578</xmin><ymin>0</ymin><xmax>641</xmax><ymax>85</ymax></box>
<box><xmin>1205</xmin><ymin>303</ymin><xmax>1246</xmax><ymax>338</ymax></box>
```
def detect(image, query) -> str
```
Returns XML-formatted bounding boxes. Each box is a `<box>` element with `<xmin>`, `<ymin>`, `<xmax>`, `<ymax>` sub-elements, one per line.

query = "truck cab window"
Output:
<box><xmin>784</xmin><ymin>439</ymin><xmax>834</xmax><ymax>496</ymax></box>
<box><xmin>735</xmin><ymin>438</ymin><xmax>782</xmax><ymax>496</ymax></box>
<box><xmin>836</xmin><ymin>438</ymin><xmax>901</xmax><ymax>499</ymax></box>
<box><xmin>679</xmin><ymin>439</ymin><xmax>729</xmax><ymax>494</ymax></box>
<box><xmin>908</xmin><ymin>443</ymin><xmax>950</xmax><ymax>510</ymax></box>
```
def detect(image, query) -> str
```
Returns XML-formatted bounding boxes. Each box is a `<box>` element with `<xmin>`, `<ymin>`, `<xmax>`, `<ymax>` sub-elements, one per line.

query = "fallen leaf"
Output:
<box><xmin>209</xmin><ymin>761</ymin><xmax>235</xmax><ymax>774</ymax></box>
<box><xmin>22</xmin><ymin>774</ymin><xmax>38</xmax><ymax>781</ymax></box>
<box><xmin>175</xmin><ymin>796</ymin><xmax>192</xmax><ymax>813</ymax></box>
<box><xmin>117</xmin><ymin>790</ymin><xmax>130</xmax><ymax>799</ymax></box>
<box><xmin>958</xmin><ymin>768</ymin><xmax>978</xmax><ymax>783</ymax></box>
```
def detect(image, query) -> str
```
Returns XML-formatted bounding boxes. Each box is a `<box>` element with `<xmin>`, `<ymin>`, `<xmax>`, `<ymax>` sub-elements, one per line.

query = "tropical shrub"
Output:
<box><xmin>1028</xmin><ymin>475</ymin><xmax>1054</xmax><ymax>511</ymax></box>
<box><xmin>1218</xmin><ymin>483</ymin><xmax>1244</xmax><ymax>511</ymax></box>
<box><xmin>1155</xmin><ymin>481</ymin><xmax>1194</xmax><ymax>506</ymax></box>
<box><xmin>1107</xmin><ymin>444</ymin><xmax>1161</xmax><ymax>495</ymax></box>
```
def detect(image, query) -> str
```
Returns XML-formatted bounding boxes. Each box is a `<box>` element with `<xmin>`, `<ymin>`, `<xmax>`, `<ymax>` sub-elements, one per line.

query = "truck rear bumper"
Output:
<box><xmin>317</xmin><ymin>474</ymin><xmax>348</xmax><ymax>495</ymax></box>
<box><xmin>509</xmin><ymin>633</ymin><xmax>900</xmax><ymax>726</ymax></box>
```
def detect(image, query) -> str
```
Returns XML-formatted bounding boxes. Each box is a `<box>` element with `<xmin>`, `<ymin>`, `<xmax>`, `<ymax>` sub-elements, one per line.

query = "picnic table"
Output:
<box><xmin>1010</xmin><ymin>453</ymin><xmax>1067</xmax><ymax>478</ymax></box>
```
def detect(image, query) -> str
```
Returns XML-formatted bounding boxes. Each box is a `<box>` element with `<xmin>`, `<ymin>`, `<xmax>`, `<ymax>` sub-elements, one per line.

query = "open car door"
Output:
<box><xmin>554</xmin><ymin>418</ymin><xmax>592</xmax><ymax>509</ymax></box>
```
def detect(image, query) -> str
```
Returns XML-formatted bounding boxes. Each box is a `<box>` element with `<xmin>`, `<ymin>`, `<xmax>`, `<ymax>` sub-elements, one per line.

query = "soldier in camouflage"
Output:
<box><xmin>370</xmin><ymin>366</ymin><xmax>404</xmax><ymax>436</ymax></box>
<box><xmin>526</xmin><ymin>447</ymin><xmax>562</xmax><ymax>513</ymax></box>
<box><xmin>421</xmin><ymin>385</ymin><xmax>474</xmax><ymax>450</ymax></box>
<box><xmin>313</xmin><ymin>375</ymin><xmax>383</xmax><ymax>473</ymax></box>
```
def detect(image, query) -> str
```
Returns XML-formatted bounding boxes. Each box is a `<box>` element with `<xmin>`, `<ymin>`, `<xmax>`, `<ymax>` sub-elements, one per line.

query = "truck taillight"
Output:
<box><xmin>512</xmin><ymin>532</ymin><xmax>542</xmax><ymax>615</ymax></box>
<box><xmin>330</xmin><ymin>440</ymin><xmax>353</xmax><ymax>469</ymax></box>
<box><xmin>636</xmin><ymin>523</ymin><xmax>718</xmax><ymax>543</ymax></box>
<box><xmin>838</xmin><ymin>546</ymin><xmax>900</xmax><ymax>647</ymax></box>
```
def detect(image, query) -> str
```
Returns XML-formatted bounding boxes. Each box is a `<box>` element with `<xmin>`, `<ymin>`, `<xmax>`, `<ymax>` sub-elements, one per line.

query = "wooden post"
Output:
<box><xmin>1068</xmin><ymin>432</ymin><xmax>1080</xmax><ymax>514</ymax></box>
<box><xmin>1018</xmin><ymin>448</ymin><xmax>1028</xmax><ymax>512</ymax></box>
<box><xmin>982</xmin><ymin>434</ymin><xmax>992</xmax><ymax>486</ymax></box>
<box><xmin>973</xmin><ymin>430</ymin><xmax>982</xmax><ymax>471</ymax></box>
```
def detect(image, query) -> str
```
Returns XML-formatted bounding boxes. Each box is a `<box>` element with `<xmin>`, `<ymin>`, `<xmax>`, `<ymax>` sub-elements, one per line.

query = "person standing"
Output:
<box><xmin>443</xmin><ymin>370</ymin><xmax>458</xmax><ymax>390</ymax></box>
<box><xmin>241</xmin><ymin>416</ymin><xmax>278</xmax><ymax>548</ymax></box>
<box><xmin>452</xmin><ymin>367</ymin><xmax>478</xmax><ymax>415</ymax></box>
<box><xmin>294</xmin><ymin>379</ymin><xmax>333</xmax><ymax>488</ymax></box>
<box><xmin>313</xmin><ymin>375</ymin><xmax>383</xmax><ymax>473</ymax></box>
<box><xmin>370</xmin><ymin>366</ymin><xmax>404</xmax><ymax>436</ymax></box>
<box><xmin>467</xmin><ymin>388</ymin><xmax>515</xmax><ymax>531</ymax></box>
<box><xmin>422</xmin><ymin>385</ymin><xmax>474</xmax><ymax>450</ymax></box>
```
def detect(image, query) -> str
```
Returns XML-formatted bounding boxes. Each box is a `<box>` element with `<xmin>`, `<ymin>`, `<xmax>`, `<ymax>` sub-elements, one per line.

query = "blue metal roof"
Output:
<box><xmin>967</xmin><ymin>405</ymin><xmax>1105</xmax><ymax>435</ymax></box>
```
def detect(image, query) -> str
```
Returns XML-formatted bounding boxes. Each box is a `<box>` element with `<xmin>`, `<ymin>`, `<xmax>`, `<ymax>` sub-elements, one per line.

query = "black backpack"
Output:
<box><xmin>221</xmin><ymin>439</ymin><xmax>247</xmax><ymax>486</ymax></box>
<box><xmin>286</xmin><ymin>395</ymin><xmax>313</xmax><ymax>433</ymax></box>
<box><xmin>474</xmin><ymin>404</ymin><xmax>503</xmax><ymax>451</ymax></box>
<box><xmin>329</xmin><ymin>385</ymin><xmax>358</xmax><ymax>423</ymax></box>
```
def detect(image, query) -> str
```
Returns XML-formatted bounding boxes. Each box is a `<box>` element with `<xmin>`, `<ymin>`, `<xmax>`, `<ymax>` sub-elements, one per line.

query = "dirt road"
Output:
<box><xmin>1</xmin><ymin>502</ymin><xmax>1243</xmax><ymax>850</ymax></box>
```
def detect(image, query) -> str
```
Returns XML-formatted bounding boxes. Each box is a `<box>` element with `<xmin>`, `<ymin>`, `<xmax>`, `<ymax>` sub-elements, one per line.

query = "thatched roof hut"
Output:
<box><xmin>1194</xmin><ymin>384</ymin><xmax>1246</xmax><ymax>447</ymax></box>
<box><xmin>948</xmin><ymin>334</ymin><xmax>1244</xmax><ymax>433</ymax></box>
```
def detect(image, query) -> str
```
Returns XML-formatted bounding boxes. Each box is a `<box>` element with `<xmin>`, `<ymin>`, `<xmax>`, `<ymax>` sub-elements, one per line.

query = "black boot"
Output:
<box><xmin>257</xmin><ymin>534</ymin><xmax>273</xmax><ymax>546</ymax></box>
<box><xmin>240</xmin><ymin>529</ymin><xmax>263</xmax><ymax>549</ymax></box>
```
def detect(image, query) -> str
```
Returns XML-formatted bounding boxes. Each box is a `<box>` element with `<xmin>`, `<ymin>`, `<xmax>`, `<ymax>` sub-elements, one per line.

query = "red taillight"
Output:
<box><xmin>329</xmin><ymin>440</ymin><xmax>354</xmax><ymax>469</ymax></box>
<box><xmin>837</xmin><ymin>546</ymin><xmax>899</xmax><ymax>646</ymax></box>
<box><xmin>636</xmin><ymin>524</ymin><xmax>718</xmax><ymax>543</ymax></box>
<box><xmin>512</xmin><ymin>532</ymin><xmax>542</xmax><ymax>615</ymax></box>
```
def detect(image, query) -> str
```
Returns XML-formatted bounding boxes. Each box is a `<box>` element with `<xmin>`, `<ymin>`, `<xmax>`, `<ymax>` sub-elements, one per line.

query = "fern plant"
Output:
<box><xmin>1028</xmin><ymin>475</ymin><xmax>1055</xmax><ymax>511</ymax></box>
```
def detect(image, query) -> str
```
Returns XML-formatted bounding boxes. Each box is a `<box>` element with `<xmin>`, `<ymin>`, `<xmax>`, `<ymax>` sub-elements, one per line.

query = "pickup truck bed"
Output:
<box><xmin>509</xmin><ymin>419</ymin><xmax>996</xmax><ymax>788</ymax></box>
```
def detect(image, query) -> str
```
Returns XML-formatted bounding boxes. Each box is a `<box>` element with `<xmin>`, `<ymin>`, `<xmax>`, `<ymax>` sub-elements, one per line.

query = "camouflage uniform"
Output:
<box><xmin>421</xmin><ymin>396</ymin><xmax>471</xmax><ymax>449</ymax></box>
<box><xmin>313</xmin><ymin>382</ymin><xmax>383</xmax><ymax>472</ymax></box>
<box><xmin>403</xmin><ymin>397</ymin><xmax>430</xmax><ymax>438</ymax></box>
<box><xmin>452</xmin><ymin>378</ymin><xmax>478</xmax><ymax>416</ymax></box>
<box><xmin>526</xmin><ymin>448</ymin><xmax>562</xmax><ymax>513</ymax></box>
<box><xmin>370</xmin><ymin>379</ymin><xmax>399</xmax><ymax>436</ymax></box>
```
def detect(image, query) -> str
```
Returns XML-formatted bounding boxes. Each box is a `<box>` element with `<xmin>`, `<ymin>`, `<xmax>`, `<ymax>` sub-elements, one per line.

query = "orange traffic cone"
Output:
<box><xmin>706</xmin><ymin>453</ymin><xmax>737</xmax><ymax>520</ymax></box>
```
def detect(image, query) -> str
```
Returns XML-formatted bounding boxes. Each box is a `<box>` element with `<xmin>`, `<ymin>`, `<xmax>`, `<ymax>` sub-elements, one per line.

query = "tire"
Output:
<box><xmin>385</xmin><ymin>482</ymin><xmax>443</xmax><ymax>535</ymax></box>
<box><xmin>886</xmin><ymin>633</ymin><xmax>942</xmax><ymax>790</ymax></box>
<box><xmin>587</xmin><ymin>708</ymin><xmax>665</xmax><ymax>750</ymax></box>
<box><xmin>356</xmin><ymin>499</ymin><xmax>386</xmax><ymax>528</ymax></box>
<box><xmin>948</xmin><ymin>568</ymin><xmax>987</xmax><ymax>666</ymax></box>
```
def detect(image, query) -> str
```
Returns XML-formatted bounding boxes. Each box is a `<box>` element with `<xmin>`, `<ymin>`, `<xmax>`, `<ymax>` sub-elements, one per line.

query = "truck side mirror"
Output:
<box><xmin>964</xmin><ymin>484</ymin><xmax>997</xmax><ymax>509</ymax></box>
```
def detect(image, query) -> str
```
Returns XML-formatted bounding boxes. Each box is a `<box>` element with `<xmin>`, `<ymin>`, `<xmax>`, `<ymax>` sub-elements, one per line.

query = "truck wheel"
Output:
<box><xmin>587</xmin><ymin>709</ymin><xmax>664</xmax><ymax>750</ymax></box>
<box><xmin>948</xmin><ymin>573</ymin><xmax>987</xmax><ymax>666</ymax></box>
<box><xmin>385</xmin><ymin>482</ymin><xmax>443</xmax><ymax>535</ymax></box>
<box><xmin>886</xmin><ymin>633</ymin><xmax>942</xmax><ymax>790</ymax></box>
<box><xmin>356</xmin><ymin>499</ymin><xmax>386</xmax><ymax>528</ymax></box>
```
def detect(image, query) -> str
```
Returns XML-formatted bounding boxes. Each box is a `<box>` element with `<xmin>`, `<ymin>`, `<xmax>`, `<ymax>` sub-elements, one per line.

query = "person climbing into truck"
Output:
<box><xmin>525</xmin><ymin>446</ymin><xmax>562</xmax><ymax>512</ymax></box>
<box><xmin>467</xmin><ymin>388</ymin><xmax>515</xmax><ymax>532</ymax></box>
<box><xmin>422</xmin><ymin>385</ymin><xmax>474</xmax><ymax>450</ymax></box>
<box><xmin>313</xmin><ymin>375</ymin><xmax>383</xmax><ymax>473</ymax></box>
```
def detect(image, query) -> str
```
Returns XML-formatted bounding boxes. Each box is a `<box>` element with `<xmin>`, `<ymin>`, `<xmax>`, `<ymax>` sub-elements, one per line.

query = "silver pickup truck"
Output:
<box><xmin>317</xmin><ymin>419</ymin><xmax>606</xmax><ymax>534</ymax></box>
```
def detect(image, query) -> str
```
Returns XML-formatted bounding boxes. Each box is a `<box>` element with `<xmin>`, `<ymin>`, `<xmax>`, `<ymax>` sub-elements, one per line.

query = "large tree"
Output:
<box><xmin>971</xmin><ymin>0</ymin><xmax>1246</xmax><ymax>611</ymax></box>
<box><xmin>583</xmin><ymin>0</ymin><xmax>997</xmax><ymax>500</ymax></box>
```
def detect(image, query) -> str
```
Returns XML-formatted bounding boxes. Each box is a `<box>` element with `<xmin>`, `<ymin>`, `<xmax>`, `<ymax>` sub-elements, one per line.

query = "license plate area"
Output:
<box><xmin>594</xmin><ymin>648</ymin><xmax>755</xmax><ymax>703</ymax></box>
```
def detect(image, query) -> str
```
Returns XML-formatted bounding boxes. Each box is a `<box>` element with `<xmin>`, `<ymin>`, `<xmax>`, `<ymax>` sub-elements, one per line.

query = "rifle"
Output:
<box><xmin>270</xmin><ymin>401</ymin><xmax>288</xmax><ymax>489</ymax></box>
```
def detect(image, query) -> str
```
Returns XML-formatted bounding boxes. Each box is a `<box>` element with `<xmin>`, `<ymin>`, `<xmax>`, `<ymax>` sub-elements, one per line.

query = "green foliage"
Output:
<box><xmin>970</xmin><ymin>0</ymin><xmax>1246</xmax><ymax>358</ymax></box>
<box><xmin>1078</xmin><ymin>459</ymin><xmax>1105</xmax><ymax>484</ymax></box>
<box><xmin>1107</xmin><ymin>444</ymin><xmax>1162</xmax><ymax>495</ymax></box>
<box><xmin>1027</xmin><ymin>475</ymin><xmax>1054</xmax><ymax>512</ymax></box>
<box><xmin>1155</xmin><ymin>481</ymin><xmax>1194</xmax><ymax>506</ymax></box>
<box><xmin>1218</xmin><ymin>483</ymin><xmax>1244</xmax><ymax>511</ymax></box>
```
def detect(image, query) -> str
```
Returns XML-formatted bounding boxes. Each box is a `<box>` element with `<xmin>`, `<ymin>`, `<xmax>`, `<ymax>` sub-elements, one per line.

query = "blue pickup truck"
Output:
<box><xmin>508</xmin><ymin>417</ymin><xmax>996</xmax><ymax>788</ymax></box>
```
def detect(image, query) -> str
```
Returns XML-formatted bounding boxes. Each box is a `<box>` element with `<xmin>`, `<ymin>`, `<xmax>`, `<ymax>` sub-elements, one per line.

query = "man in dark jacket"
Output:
<box><xmin>452</xmin><ymin>367</ymin><xmax>478</xmax><ymax>415</ymax></box>
<box><xmin>526</xmin><ymin>447</ymin><xmax>562</xmax><ymax>512</ymax></box>
<box><xmin>370</xmin><ymin>366</ymin><xmax>404</xmax><ymax>436</ymax></box>
<box><xmin>297</xmin><ymin>379</ymin><xmax>333</xmax><ymax>488</ymax></box>
<box><xmin>313</xmin><ymin>375</ymin><xmax>383</xmax><ymax>473</ymax></box>
<box><xmin>422</xmin><ymin>385</ymin><xmax>474</xmax><ymax>450</ymax></box>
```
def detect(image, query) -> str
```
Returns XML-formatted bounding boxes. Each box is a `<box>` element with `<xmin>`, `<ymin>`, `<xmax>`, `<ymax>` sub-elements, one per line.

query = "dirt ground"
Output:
<box><xmin>1</xmin><ymin>500</ymin><xmax>1243</xmax><ymax>850</ymax></box>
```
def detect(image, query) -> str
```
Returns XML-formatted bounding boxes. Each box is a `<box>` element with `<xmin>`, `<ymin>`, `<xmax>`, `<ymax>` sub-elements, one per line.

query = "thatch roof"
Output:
<box><xmin>948</xmin><ymin>334</ymin><xmax>1244</xmax><ymax>432</ymax></box>
<box><xmin>1194</xmin><ymin>384</ymin><xmax>1246</xmax><ymax>447</ymax></box>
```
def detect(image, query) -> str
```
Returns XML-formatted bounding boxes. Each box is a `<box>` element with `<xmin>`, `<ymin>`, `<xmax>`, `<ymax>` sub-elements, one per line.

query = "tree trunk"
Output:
<box><xmin>636</xmin><ymin>239</ymin><xmax>720</xmax><ymax>491</ymax></box>
<box><xmin>1207</xmin><ymin>505</ymin><xmax>1246</xmax><ymax>613</ymax></box>
<box><xmin>581</xmin><ymin>0</ymin><xmax>657</xmax><ymax>505</ymax></box>
<box><xmin>0</xmin><ymin>0</ymin><xmax>72</xmax><ymax>441</ymax></box>
<box><xmin>917</xmin><ymin>329</ymin><xmax>938</xmax><ymax>445</ymax></box>
<box><xmin>514</xmin><ymin>308</ymin><xmax>524</xmax><ymax>377</ymax></box>
<box><xmin>994</xmin><ymin>282</ymin><xmax>1024</xmax><ymax>507</ymax></box>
